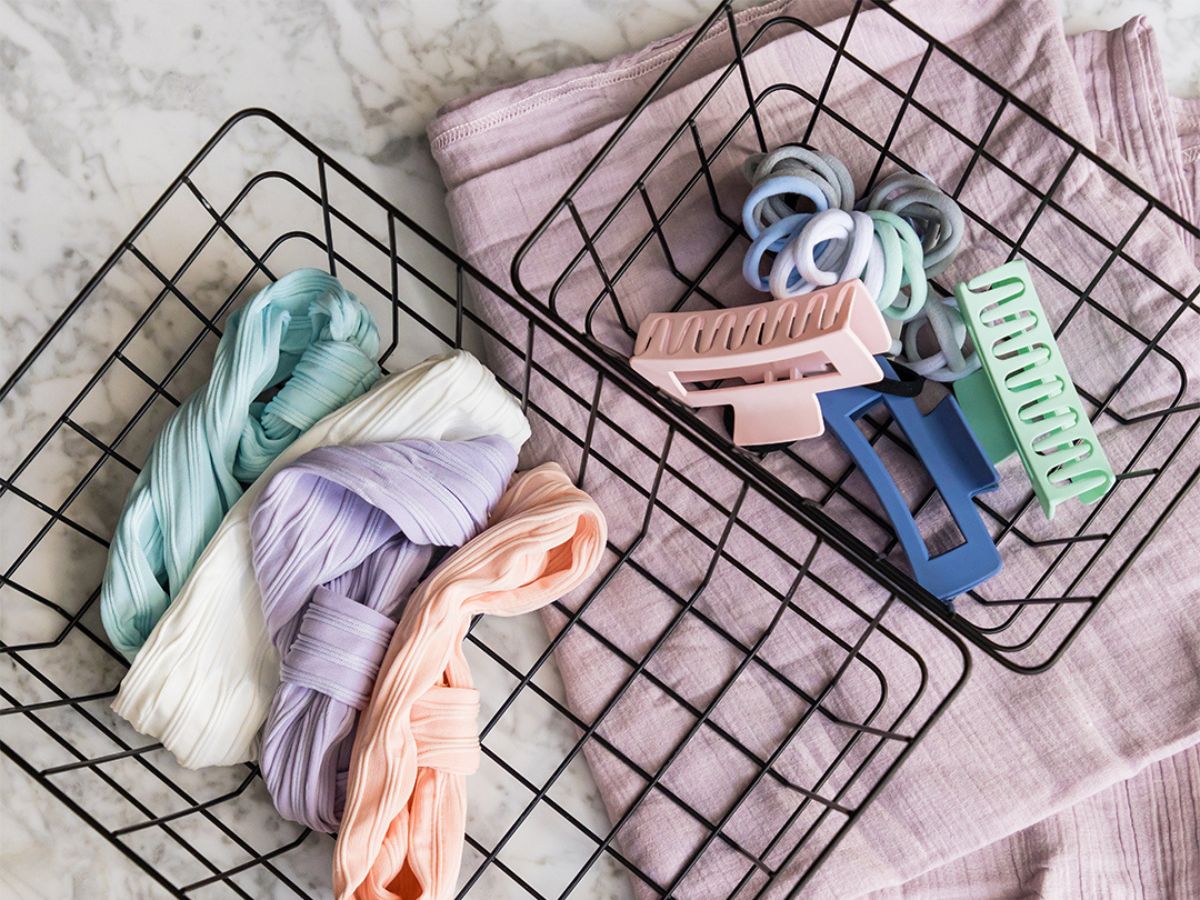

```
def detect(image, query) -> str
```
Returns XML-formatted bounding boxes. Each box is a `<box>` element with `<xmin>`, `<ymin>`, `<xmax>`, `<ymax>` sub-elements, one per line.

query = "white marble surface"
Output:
<box><xmin>1</xmin><ymin>0</ymin><xmax>1197</xmax><ymax>898</ymax></box>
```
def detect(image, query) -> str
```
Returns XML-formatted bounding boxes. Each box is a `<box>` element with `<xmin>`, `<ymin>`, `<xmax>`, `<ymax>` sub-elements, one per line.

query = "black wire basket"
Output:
<box><xmin>512</xmin><ymin>0</ymin><xmax>1200</xmax><ymax>675</ymax></box>
<box><xmin>1</xmin><ymin>1</ymin><xmax>1196</xmax><ymax>898</ymax></box>
<box><xmin>1</xmin><ymin>108</ymin><xmax>967</xmax><ymax>898</ymax></box>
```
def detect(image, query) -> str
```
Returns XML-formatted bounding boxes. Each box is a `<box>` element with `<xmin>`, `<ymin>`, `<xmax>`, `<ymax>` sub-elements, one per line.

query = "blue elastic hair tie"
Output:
<box><xmin>742</xmin><ymin>212</ymin><xmax>814</xmax><ymax>290</ymax></box>
<box><xmin>742</xmin><ymin>175</ymin><xmax>830</xmax><ymax>238</ymax></box>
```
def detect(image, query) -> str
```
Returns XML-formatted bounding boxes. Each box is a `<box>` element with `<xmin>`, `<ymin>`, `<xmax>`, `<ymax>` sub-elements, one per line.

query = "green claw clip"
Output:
<box><xmin>952</xmin><ymin>259</ymin><xmax>1115</xmax><ymax>520</ymax></box>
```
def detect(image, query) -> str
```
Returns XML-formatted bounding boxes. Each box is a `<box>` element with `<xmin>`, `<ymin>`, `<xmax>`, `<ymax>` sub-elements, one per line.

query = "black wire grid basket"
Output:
<box><xmin>1</xmin><ymin>2</ymin><xmax>1196</xmax><ymax>899</ymax></box>
<box><xmin>512</xmin><ymin>0</ymin><xmax>1200</xmax><ymax>674</ymax></box>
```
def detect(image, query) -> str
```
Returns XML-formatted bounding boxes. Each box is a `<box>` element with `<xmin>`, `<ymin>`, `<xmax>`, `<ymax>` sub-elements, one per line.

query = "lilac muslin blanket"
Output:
<box><xmin>250</xmin><ymin>437</ymin><xmax>518</xmax><ymax>833</ymax></box>
<box><xmin>872</xmin><ymin>741</ymin><xmax>1200</xmax><ymax>898</ymax></box>
<box><xmin>428</xmin><ymin>1</ymin><xmax>1199</xmax><ymax>896</ymax></box>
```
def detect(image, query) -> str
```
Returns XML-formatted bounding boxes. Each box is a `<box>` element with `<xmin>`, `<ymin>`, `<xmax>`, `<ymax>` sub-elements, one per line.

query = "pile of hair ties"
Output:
<box><xmin>102</xmin><ymin>269</ymin><xmax>608</xmax><ymax>900</ymax></box>
<box><xmin>740</xmin><ymin>145</ymin><xmax>979</xmax><ymax>383</ymax></box>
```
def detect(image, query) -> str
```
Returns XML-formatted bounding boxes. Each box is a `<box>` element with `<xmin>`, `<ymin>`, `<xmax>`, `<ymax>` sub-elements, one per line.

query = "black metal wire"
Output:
<box><xmin>1</xmin><ymin>105</ymin><xmax>969</xmax><ymax>899</ymax></box>
<box><xmin>511</xmin><ymin>0</ymin><xmax>1200</xmax><ymax>675</ymax></box>
<box><xmin>4</xmin><ymin>0</ymin><xmax>1194</xmax><ymax>894</ymax></box>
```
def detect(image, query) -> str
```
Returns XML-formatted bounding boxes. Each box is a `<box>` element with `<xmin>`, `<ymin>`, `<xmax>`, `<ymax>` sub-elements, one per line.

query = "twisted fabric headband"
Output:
<box><xmin>101</xmin><ymin>269</ymin><xmax>381</xmax><ymax>659</ymax></box>
<box><xmin>333</xmin><ymin>463</ymin><xmax>607</xmax><ymax>900</ymax></box>
<box><xmin>112</xmin><ymin>351</ymin><xmax>531</xmax><ymax>769</ymax></box>
<box><xmin>253</xmin><ymin>437</ymin><xmax>518</xmax><ymax>833</ymax></box>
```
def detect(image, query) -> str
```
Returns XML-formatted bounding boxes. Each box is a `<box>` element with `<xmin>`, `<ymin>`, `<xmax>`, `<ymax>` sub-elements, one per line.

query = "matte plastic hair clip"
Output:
<box><xmin>952</xmin><ymin>260</ymin><xmax>1115</xmax><ymax>519</ymax></box>
<box><xmin>819</xmin><ymin>358</ymin><xmax>1003</xmax><ymax>601</ymax></box>
<box><xmin>630</xmin><ymin>280</ymin><xmax>891</xmax><ymax>447</ymax></box>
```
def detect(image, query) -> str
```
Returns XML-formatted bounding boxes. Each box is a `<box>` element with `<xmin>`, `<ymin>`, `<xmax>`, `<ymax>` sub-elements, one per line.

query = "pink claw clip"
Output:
<box><xmin>630</xmin><ymin>279</ymin><xmax>892</xmax><ymax>446</ymax></box>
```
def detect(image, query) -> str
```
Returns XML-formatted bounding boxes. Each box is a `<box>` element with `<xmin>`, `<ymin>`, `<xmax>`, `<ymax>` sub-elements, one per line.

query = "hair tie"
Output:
<box><xmin>767</xmin><ymin>229</ymin><xmax>839</xmax><ymax>297</ymax></box>
<box><xmin>864</xmin><ymin>172</ymin><xmax>965</xmax><ymax>276</ymax></box>
<box><xmin>895</xmin><ymin>294</ymin><xmax>981</xmax><ymax>382</ymax></box>
<box><xmin>333</xmin><ymin>463</ymin><xmax>607</xmax><ymax>900</ymax></box>
<box><xmin>742</xmin><ymin>175</ymin><xmax>831</xmax><ymax>238</ymax></box>
<box><xmin>791</xmin><ymin>209</ymin><xmax>875</xmax><ymax>287</ymax></box>
<box><xmin>742</xmin><ymin>212</ymin><xmax>815</xmax><ymax>290</ymax></box>
<box><xmin>743</xmin><ymin>146</ymin><xmax>856</xmax><ymax>218</ymax></box>
<box><xmin>112</xmin><ymin>351</ymin><xmax>532</xmax><ymax>769</ymax></box>
<box><xmin>253</xmin><ymin>437</ymin><xmax>518</xmax><ymax>833</ymax></box>
<box><xmin>766</xmin><ymin>209</ymin><xmax>876</xmax><ymax>299</ymax></box>
<box><xmin>100</xmin><ymin>269</ymin><xmax>382</xmax><ymax>660</ymax></box>
<box><xmin>867</xmin><ymin>210</ymin><xmax>928</xmax><ymax>320</ymax></box>
<box><xmin>868</xmin><ymin>361</ymin><xmax>925</xmax><ymax>397</ymax></box>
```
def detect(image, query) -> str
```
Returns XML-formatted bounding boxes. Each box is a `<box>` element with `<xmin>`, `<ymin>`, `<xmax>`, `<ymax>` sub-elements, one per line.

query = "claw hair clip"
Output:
<box><xmin>952</xmin><ymin>260</ymin><xmax>1114</xmax><ymax>519</ymax></box>
<box><xmin>630</xmin><ymin>280</ymin><xmax>891</xmax><ymax>447</ymax></box>
<box><xmin>820</xmin><ymin>358</ymin><xmax>1003</xmax><ymax>601</ymax></box>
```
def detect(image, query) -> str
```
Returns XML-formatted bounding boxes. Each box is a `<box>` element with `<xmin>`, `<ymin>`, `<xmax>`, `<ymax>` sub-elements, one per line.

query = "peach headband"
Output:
<box><xmin>333</xmin><ymin>462</ymin><xmax>607</xmax><ymax>900</ymax></box>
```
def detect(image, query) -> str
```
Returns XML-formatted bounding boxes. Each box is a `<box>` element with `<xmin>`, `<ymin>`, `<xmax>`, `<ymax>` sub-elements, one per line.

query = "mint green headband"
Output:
<box><xmin>100</xmin><ymin>269</ymin><xmax>382</xmax><ymax>659</ymax></box>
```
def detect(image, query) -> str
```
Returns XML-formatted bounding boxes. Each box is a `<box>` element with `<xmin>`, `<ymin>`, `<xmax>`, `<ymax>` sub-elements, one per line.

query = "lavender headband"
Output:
<box><xmin>249</xmin><ymin>436</ymin><xmax>518</xmax><ymax>832</ymax></box>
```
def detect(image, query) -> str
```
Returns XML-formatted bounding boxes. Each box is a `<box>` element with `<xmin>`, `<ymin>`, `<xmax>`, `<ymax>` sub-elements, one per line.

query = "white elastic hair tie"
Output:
<box><xmin>112</xmin><ymin>350</ymin><xmax>532</xmax><ymax>769</ymax></box>
<box><xmin>792</xmin><ymin>209</ymin><xmax>874</xmax><ymax>287</ymax></box>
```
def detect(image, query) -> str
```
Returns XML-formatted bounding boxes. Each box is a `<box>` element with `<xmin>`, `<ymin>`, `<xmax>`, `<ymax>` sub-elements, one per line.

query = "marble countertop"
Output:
<box><xmin>2</xmin><ymin>1</ymin><xmax>1197</xmax><ymax>898</ymax></box>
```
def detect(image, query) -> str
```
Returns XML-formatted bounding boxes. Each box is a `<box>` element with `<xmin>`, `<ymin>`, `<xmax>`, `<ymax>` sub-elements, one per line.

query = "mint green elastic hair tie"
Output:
<box><xmin>100</xmin><ymin>269</ymin><xmax>382</xmax><ymax>659</ymax></box>
<box><xmin>868</xmin><ymin>210</ymin><xmax>928</xmax><ymax>320</ymax></box>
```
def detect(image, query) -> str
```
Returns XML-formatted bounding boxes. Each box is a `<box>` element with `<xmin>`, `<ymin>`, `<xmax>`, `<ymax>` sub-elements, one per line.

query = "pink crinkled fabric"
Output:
<box><xmin>428</xmin><ymin>2</ymin><xmax>1200</xmax><ymax>897</ymax></box>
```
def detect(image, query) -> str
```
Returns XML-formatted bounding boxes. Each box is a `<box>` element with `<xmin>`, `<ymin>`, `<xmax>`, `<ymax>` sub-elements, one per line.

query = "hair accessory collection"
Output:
<box><xmin>114</xmin><ymin>350</ymin><xmax>535</xmax><ymax>769</ymax></box>
<box><xmin>100</xmin><ymin>270</ymin><xmax>607</xmax><ymax>899</ymax></box>
<box><xmin>740</xmin><ymin>148</ymin><xmax>959</xmax><ymax>326</ymax></box>
<box><xmin>630</xmin><ymin>144</ymin><xmax>1113</xmax><ymax>601</ymax></box>
<box><xmin>252</xmin><ymin>436</ymin><xmax>519</xmax><ymax>833</ymax></box>
<box><xmin>95</xmin><ymin>142</ymin><xmax>1116</xmax><ymax>896</ymax></box>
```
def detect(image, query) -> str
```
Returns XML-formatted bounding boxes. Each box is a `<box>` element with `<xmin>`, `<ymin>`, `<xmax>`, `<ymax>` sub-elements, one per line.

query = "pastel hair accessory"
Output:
<box><xmin>952</xmin><ymin>260</ymin><xmax>1115</xmax><ymax>519</ymax></box>
<box><xmin>769</xmin><ymin>209</ymin><xmax>877</xmax><ymax>298</ymax></box>
<box><xmin>895</xmin><ymin>293</ymin><xmax>981</xmax><ymax>382</ymax></box>
<box><xmin>252</xmin><ymin>437</ymin><xmax>518</xmax><ymax>833</ymax></box>
<box><xmin>819</xmin><ymin>358</ymin><xmax>1002</xmax><ymax>601</ymax></box>
<box><xmin>866</xmin><ymin>210</ymin><xmax>928</xmax><ymax>320</ymax></box>
<box><xmin>742</xmin><ymin>212</ymin><xmax>816</xmax><ymax>291</ymax></box>
<box><xmin>863</xmin><ymin>172</ymin><xmax>965</xmax><ymax>276</ymax></box>
<box><xmin>112</xmin><ymin>351</ymin><xmax>532</xmax><ymax>769</ymax></box>
<box><xmin>743</xmin><ymin>145</ymin><xmax>856</xmax><ymax>218</ymax></box>
<box><xmin>333</xmin><ymin>463</ymin><xmax>607</xmax><ymax>900</ymax></box>
<box><xmin>763</xmin><ymin>210</ymin><xmax>888</xmax><ymax>301</ymax></box>
<box><xmin>741</xmin><ymin>148</ymin><xmax>853</xmax><ymax>286</ymax></box>
<box><xmin>742</xmin><ymin>175</ymin><xmax>830</xmax><ymax>238</ymax></box>
<box><xmin>100</xmin><ymin>268</ymin><xmax>382</xmax><ymax>660</ymax></box>
<box><xmin>630</xmin><ymin>280</ymin><xmax>892</xmax><ymax>446</ymax></box>
<box><xmin>740</xmin><ymin>175</ymin><xmax>930</xmax><ymax>324</ymax></box>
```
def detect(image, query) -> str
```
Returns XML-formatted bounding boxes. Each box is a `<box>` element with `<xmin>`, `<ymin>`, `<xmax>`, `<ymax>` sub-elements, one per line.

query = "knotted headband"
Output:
<box><xmin>101</xmin><ymin>269</ymin><xmax>381</xmax><ymax>658</ymax></box>
<box><xmin>332</xmin><ymin>464</ymin><xmax>607</xmax><ymax>900</ymax></box>
<box><xmin>112</xmin><ymin>351</ymin><xmax>532</xmax><ymax>768</ymax></box>
<box><xmin>252</xmin><ymin>437</ymin><xmax>519</xmax><ymax>833</ymax></box>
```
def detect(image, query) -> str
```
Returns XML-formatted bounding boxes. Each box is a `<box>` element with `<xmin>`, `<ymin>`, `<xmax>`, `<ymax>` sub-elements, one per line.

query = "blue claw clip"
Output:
<box><xmin>819</xmin><ymin>359</ymin><xmax>1002</xmax><ymax>602</ymax></box>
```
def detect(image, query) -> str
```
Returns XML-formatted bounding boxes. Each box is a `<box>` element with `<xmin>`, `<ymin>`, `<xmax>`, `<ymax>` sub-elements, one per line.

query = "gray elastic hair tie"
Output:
<box><xmin>897</xmin><ymin>293</ymin><xmax>980</xmax><ymax>382</ymax></box>
<box><xmin>865</xmin><ymin>172</ymin><xmax>965</xmax><ymax>277</ymax></box>
<box><xmin>744</xmin><ymin>145</ymin><xmax>856</xmax><ymax>220</ymax></box>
